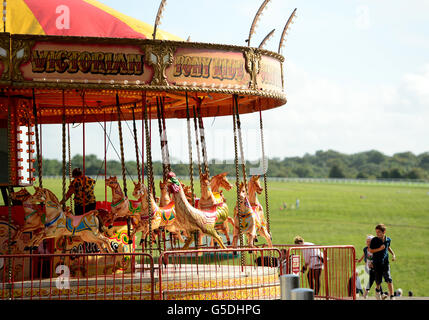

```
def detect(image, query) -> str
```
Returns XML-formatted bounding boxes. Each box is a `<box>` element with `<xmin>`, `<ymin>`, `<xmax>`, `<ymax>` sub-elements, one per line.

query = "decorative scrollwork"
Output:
<box><xmin>11</xmin><ymin>39</ymin><xmax>34</xmax><ymax>82</ymax></box>
<box><xmin>144</xmin><ymin>43</ymin><xmax>176</xmax><ymax>86</ymax></box>
<box><xmin>0</xmin><ymin>36</ymin><xmax>10</xmax><ymax>81</ymax></box>
<box><xmin>244</xmin><ymin>48</ymin><xmax>262</xmax><ymax>90</ymax></box>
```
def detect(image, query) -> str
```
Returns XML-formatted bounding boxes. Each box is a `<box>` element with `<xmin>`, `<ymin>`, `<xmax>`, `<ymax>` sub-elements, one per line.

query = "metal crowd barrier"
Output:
<box><xmin>1</xmin><ymin>245</ymin><xmax>355</xmax><ymax>300</ymax></box>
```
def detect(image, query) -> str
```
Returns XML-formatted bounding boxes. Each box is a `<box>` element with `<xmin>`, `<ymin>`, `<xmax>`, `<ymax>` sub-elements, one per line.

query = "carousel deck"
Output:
<box><xmin>1</xmin><ymin>263</ymin><xmax>280</xmax><ymax>300</ymax></box>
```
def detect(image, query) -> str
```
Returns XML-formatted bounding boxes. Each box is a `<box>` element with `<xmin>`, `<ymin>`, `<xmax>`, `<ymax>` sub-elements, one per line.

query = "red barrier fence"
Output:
<box><xmin>274</xmin><ymin>245</ymin><xmax>356</xmax><ymax>300</ymax></box>
<box><xmin>1</xmin><ymin>245</ymin><xmax>355</xmax><ymax>300</ymax></box>
<box><xmin>0</xmin><ymin>253</ymin><xmax>154</xmax><ymax>300</ymax></box>
<box><xmin>158</xmin><ymin>247</ymin><xmax>283</xmax><ymax>300</ymax></box>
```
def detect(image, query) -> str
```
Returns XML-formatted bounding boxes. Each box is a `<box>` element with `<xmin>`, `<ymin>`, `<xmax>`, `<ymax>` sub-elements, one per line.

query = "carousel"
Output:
<box><xmin>0</xmin><ymin>0</ymin><xmax>297</xmax><ymax>300</ymax></box>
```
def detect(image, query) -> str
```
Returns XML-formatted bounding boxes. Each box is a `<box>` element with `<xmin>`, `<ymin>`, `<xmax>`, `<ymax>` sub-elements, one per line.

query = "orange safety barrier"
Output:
<box><xmin>158</xmin><ymin>247</ymin><xmax>283</xmax><ymax>300</ymax></box>
<box><xmin>0</xmin><ymin>253</ymin><xmax>154</xmax><ymax>300</ymax></box>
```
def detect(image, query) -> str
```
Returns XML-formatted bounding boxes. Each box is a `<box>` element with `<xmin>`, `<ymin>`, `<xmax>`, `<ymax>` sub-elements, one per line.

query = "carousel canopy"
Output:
<box><xmin>1</xmin><ymin>0</ymin><xmax>182</xmax><ymax>40</ymax></box>
<box><xmin>0</xmin><ymin>1</ymin><xmax>286</xmax><ymax>124</ymax></box>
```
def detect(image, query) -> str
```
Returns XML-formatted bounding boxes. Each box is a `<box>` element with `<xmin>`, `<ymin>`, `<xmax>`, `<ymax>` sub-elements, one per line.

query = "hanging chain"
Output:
<box><xmin>144</xmin><ymin>102</ymin><xmax>153</xmax><ymax>255</ymax></box>
<box><xmin>232</xmin><ymin>95</ymin><xmax>244</xmax><ymax>266</ymax></box>
<box><xmin>186</xmin><ymin>92</ymin><xmax>195</xmax><ymax>207</ymax></box>
<box><xmin>259</xmin><ymin>109</ymin><xmax>271</xmax><ymax>234</ymax></box>
<box><xmin>132</xmin><ymin>105</ymin><xmax>141</xmax><ymax>185</ymax></box>
<box><xmin>116</xmin><ymin>94</ymin><xmax>127</xmax><ymax>197</ymax></box>
<box><xmin>235</xmin><ymin>96</ymin><xmax>248</xmax><ymax>195</ymax></box>
<box><xmin>196</xmin><ymin>99</ymin><xmax>210</xmax><ymax>177</ymax></box>
<box><xmin>160</xmin><ymin>96</ymin><xmax>171</xmax><ymax>173</ymax></box>
<box><xmin>32</xmin><ymin>89</ymin><xmax>42</xmax><ymax>189</ymax></box>
<box><xmin>192</xmin><ymin>105</ymin><xmax>203</xmax><ymax>180</ymax></box>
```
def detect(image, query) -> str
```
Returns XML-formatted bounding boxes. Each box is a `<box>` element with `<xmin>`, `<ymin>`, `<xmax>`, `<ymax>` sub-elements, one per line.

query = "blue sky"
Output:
<box><xmin>41</xmin><ymin>0</ymin><xmax>429</xmax><ymax>162</ymax></box>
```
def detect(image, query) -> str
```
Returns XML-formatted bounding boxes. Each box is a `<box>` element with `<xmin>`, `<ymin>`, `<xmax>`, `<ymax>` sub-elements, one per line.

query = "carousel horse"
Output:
<box><xmin>232</xmin><ymin>182</ymin><xmax>272</xmax><ymax>248</ymax></box>
<box><xmin>159</xmin><ymin>180</ymin><xmax>171</xmax><ymax>207</ymax></box>
<box><xmin>210</xmin><ymin>172</ymin><xmax>234</xmax><ymax>202</ymax></box>
<box><xmin>9</xmin><ymin>188</ymin><xmax>44</xmax><ymax>246</ymax></box>
<box><xmin>104</xmin><ymin>176</ymin><xmax>141</xmax><ymax>229</ymax></box>
<box><xmin>247</xmin><ymin>175</ymin><xmax>267</xmax><ymax>225</ymax></box>
<box><xmin>198</xmin><ymin>172</ymin><xmax>234</xmax><ymax>246</ymax></box>
<box><xmin>26</xmin><ymin>187</ymin><xmax>114</xmax><ymax>253</ymax></box>
<box><xmin>131</xmin><ymin>181</ymin><xmax>186</xmax><ymax>245</ymax></box>
<box><xmin>167</xmin><ymin>172</ymin><xmax>226</xmax><ymax>249</ymax></box>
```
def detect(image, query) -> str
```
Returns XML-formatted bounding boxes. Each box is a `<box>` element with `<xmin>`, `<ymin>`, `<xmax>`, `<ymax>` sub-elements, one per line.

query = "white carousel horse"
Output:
<box><xmin>232</xmin><ymin>182</ymin><xmax>272</xmax><ymax>248</ymax></box>
<box><xmin>167</xmin><ymin>172</ymin><xmax>226</xmax><ymax>250</ymax></box>
<box><xmin>197</xmin><ymin>172</ymin><xmax>235</xmax><ymax>246</ymax></box>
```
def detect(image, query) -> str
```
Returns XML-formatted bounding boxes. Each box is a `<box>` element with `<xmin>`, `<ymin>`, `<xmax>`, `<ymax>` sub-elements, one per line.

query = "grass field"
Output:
<box><xmin>7</xmin><ymin>177</ymin><xmax>429</xmax><ymax>296</ymax></box>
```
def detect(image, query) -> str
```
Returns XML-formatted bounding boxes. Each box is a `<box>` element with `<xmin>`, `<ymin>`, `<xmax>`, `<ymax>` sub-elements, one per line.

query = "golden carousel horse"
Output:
<box><xmin>26</xmin><ymin>187</ymin><xmax>114</xmax><ymax>253</ymax></box>
<box><xmin>167</xmin><ymin>172</ymin><xmax>226</xmax><ymax>249</ymax></box>
<box><xmin>232</xmin><ymin>182</ymin><xmax>272</xmax><ymax>248</ymax></box>
<box><xmin>198</xmin><ymin>172</ymin><xmax>235</xmax><ymax>246</ymax></box>
<box><xmin>131</xmin><ymin>181</ymin><xmax>186</xmax><ymax>245</ymax></box>
<box><xmin>9</xmin><ymin>188</ymin><xmax>44</xmax><ymax>246</ymax></box>
<box><xmin>104</xmin><ymin>176</ymin><xmax>141</xmax><ymax>229</ymax></box>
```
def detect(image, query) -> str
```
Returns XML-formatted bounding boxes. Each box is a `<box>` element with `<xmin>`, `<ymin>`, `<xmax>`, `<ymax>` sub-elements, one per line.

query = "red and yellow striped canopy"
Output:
<box><xmin>1</xmin><ymin>0</ymin><xmax>182</xmax><ymax>40</ymax></box>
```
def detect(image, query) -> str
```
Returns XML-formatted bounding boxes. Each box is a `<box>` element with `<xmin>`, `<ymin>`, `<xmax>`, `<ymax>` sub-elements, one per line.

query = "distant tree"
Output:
<box><xmin>329</xmin><ymin>164</ymin><xmax>345</xmax><ymax>178</ymax></box>
<box><xmin>405</xmin><ymin>168</ymin><xmax>425</xmax><ymax>180</ymax></box>
<box><xmin>33</xmin><ymin>150</ymin><xmax>429</xmax><ymax>181</ymax></box>
<box><xmin>366</xmin><ymin>150</ymin><xmax>386</xmax><ymax>165</ymax></box>
<box><xmin>293</xmin><ymin>165</ymin><xmax>313</xmax><ymax>178</ymax></box>
<box><xmin>418</xmin><ymin>153</ymin><xmax>429</xmax><ymax>171</ymax></box>
<box><xmin>379</xmin><ymin>170</ymin><xmax>390</xmax><ymax>179</ymax></box>
<box><xmin>356</xmin><ymin>172</ymin><xmax>367</xmax><ymax>179</ymax></box>
<box><xmin>389</xmin><ymin>168</ymin><xmax>402</xmax><ymax>179</ymax></box>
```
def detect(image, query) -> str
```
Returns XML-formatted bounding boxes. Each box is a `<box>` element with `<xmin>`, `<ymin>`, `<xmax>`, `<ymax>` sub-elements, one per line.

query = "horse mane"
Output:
<box><xmin>44</xmin><ymin>188</ymin><xmax>60</xmax><ymax>205</ymax></box>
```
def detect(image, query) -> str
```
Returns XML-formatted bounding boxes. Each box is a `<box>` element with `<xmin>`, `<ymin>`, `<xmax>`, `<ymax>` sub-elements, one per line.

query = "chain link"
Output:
<box><xmin>259</xmin><ymin>109</ymin><xmax>271</xmax><ymax>234</ymax></box>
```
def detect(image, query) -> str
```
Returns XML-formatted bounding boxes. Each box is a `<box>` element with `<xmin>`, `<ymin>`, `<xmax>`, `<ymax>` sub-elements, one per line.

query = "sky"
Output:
<box><xmin>40</xmin><ymin>0</ymin><xmax>429</xmax><ymax>163</ymax></box>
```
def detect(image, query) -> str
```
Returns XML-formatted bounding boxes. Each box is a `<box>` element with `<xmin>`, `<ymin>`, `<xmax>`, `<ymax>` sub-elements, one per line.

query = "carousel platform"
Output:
<box><xmin>1</xmin><ymin>263</ymin><xmax>280</xmax><ymax>300</ymax></box>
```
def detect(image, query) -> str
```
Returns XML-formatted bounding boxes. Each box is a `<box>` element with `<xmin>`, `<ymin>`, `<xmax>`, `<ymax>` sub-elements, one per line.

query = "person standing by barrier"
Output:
<box><xmin>60</xmin><ymin>168</ymin><xmax>97</xmax><ymax>216</ymax></box>
<box><xmin>294</xmin><ymin>235</ymin><xmax>324</xmax><ymax>295</ymax></box>
<box><xmin>357</xmin><ymin>235</ymin><xmax>384</xmax><ymax>299</ymax></box>
<box><xmin>369</xmin><ymin>224</ymin><xmax>396</xmax><ymax>300</ymax></box>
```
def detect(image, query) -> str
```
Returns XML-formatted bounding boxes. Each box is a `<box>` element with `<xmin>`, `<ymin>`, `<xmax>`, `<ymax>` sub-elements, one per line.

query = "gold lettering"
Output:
<box><xmin>31</xmin><ymin>50</ymin><xmax>49</xmax><ymax>73</ymax></box>
<box><xmin>55</xmin><ymin>51</ymin><xmax>69</xmax><ymax>73</ymax></box>
<box><xmin>77</xmin><ymin>51</ymin><xmax>92</xmax><ymax>73</ymax></box>
<box><xmin>91</xmin><ymin>52</ymin><xmax>105</xmax><ymax>74</ymax></box>
<box><xmin>127</xmin><ymin>54</ymin><xmax>143</xmax><ymax>75</ymax></box>
<box><xmin>45</xmin><ymin>51</ymin><xmax>56</xmax><ymax>73</ymax></box>
<box><xmin>67</xmin><ymin>51</ymin><xmax>80</xmax><ymax>73</ymax></box>
<box><xmin>31</xmin><ymin>50</ymin><xmax>144</xmax><ymax>76</ymax></box>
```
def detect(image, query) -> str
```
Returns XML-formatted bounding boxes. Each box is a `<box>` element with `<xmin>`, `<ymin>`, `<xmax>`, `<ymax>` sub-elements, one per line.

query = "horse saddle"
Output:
<box><xmin>159</xmin><ymin>201</ymin><xmax>175</xmax><ymax>223</ymax></box>
<box><xmin>66</xmin><ymin>210</ymin><xmax>96</xmax><ymax>228</ymax></box>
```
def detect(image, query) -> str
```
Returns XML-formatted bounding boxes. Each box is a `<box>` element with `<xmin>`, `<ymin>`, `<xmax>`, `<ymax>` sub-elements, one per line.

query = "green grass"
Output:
<box><xmin>8</xmin><ymin>178</ymin><xmax>429</xmax><ymax>296</ymax></box>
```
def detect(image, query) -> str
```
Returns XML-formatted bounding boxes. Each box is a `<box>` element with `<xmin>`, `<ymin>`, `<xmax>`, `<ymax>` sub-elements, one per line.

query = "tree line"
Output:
<box><xmin>36</xmin><ymin>150</ymin><xmax>429</xmax><ymax>181</ymax></box>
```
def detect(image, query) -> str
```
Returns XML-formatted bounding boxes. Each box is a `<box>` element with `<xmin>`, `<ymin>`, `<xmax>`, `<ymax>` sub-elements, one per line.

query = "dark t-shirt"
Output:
<box><xmin>370</xmin><ymin>236</ymin><xmax>391</xmax><ymax>264</ymax></box>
